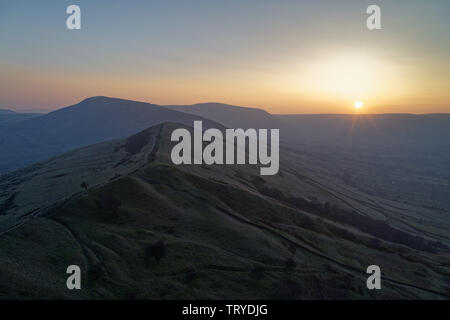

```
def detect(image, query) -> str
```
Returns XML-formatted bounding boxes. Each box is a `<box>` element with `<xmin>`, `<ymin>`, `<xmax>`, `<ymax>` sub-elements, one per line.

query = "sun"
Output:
<box><xmin>354</xmin><ymin>101</ymin><xmax>364</xmax><ymax>110</ymax></box>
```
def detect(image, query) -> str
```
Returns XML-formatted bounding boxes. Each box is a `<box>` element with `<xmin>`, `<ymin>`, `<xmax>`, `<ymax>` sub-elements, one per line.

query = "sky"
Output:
<box><xmin>1</xmin><ymin>0</ymin><xmax>449</xmax><ymax>114</ymax></box>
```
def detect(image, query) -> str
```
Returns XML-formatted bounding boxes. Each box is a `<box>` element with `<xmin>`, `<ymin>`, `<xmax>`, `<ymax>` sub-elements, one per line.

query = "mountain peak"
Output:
<box><xmin>188</xmin><ymin>102</ymin><xmax>271</xmax><ymax>114</ymax></box>
<box><xmin>79</xmin><ymin>96</ymin><xmax>154</xmax><ymax>105</ymax></box>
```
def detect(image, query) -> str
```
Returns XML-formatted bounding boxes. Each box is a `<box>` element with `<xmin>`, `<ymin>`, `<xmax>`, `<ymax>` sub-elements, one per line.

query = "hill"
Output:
<box><xmin>0</xmin><ymin>109</ymin><xmax>17</xmax><ymax>115</ymax></box>
<box><xmin>0</xmin><ymin>122</ymin><xmax>448</xmax><ymax>299</ymax></box>
<box><xmin>0</xmin><ymin>97</ymin><xmax>218</xmax><ymax>173</ymax></box>
<box><xmin>163</xmin><ymin>102</ymin><xmax>289</xmax><ymax>130</ymax></box>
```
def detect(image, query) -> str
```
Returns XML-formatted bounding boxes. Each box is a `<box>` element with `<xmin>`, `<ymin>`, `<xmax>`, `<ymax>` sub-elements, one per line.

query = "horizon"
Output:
<box><xmin>1</xmin><ymin>1</ymin><xmax>450</xmax><ymax>114</ymax></box>
<box><xmin>2</xmin><ymin>95</ymin><xmax>450</xmax><ymax>116</ymax></box>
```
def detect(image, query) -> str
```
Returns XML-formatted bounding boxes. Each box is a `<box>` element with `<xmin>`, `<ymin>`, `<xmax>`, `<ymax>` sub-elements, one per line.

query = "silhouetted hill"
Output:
<box><xmin>0</xmin><ymin>97</ymin><xmax>219</xmax><ymax>173</ymax></box>
<box><xmin>164</xmin><ymin>102</ymin><xmax>290</xmax><ymax>130</ymax></box>
<box><xmin>0</xmin><ymin>109</ymin><xmax>17</xmax><ymax>115</ymax></box>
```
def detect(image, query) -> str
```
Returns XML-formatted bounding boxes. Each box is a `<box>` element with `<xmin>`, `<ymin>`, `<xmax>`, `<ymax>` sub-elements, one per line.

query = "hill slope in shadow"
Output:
<box><xmin>0</xmin><ymin>122</ymin><xmax>448</xmax><ymax>299</ymax></box>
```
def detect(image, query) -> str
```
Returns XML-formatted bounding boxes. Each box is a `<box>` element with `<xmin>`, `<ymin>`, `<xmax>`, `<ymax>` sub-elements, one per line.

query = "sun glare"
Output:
<box><xmin>292</xmin><ymin>51</ymin><xmax>405</xmax><ymax>112</ymax></box>
<box><xmin>354</xmin><ymin>101</ymin><xmax>364</xmax><ymax>109</ymax></box>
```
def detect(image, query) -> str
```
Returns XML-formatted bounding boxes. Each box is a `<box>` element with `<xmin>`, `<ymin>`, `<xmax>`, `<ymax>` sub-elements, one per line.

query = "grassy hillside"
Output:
<box><xmin>0</xmin><ymin>123</ymin><xmax>448</xmax><ymax>299</ymax></box>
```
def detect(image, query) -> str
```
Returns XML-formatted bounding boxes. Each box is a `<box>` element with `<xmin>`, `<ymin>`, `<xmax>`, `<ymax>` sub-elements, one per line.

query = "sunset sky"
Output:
<box><xmin>1</xmin><ymin>0</ymin><xmax>449</xmax><ymax>114</ymax></box>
